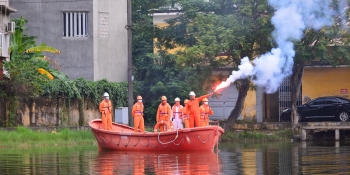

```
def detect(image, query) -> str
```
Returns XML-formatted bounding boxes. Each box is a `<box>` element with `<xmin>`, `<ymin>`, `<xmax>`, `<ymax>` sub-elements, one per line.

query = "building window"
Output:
<box><xmin>63</xmin><ymin>12</ymin><xmax>88</xmax><ymax>37</ymax></box>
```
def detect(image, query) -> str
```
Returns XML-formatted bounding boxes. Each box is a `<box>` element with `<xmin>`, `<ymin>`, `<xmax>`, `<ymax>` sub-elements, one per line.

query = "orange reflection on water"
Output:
<box><xmin>95</xmin><ymin>150</ymin><xmax>221</xmax><ymax>175</ymax></box>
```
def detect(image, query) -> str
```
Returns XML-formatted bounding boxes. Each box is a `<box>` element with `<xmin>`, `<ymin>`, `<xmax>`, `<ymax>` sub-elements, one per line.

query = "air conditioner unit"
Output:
<box><xmin>7</xmin><ymin>22</ymin><xmax>15</xmax><ymax>34</ymax></box>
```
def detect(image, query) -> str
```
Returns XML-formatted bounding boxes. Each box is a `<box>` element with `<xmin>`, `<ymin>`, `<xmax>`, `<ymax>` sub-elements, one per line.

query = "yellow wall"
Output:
<box><xmin>242</xmin><ymin>89</ymin><xmax>257</xmax><ymax>120</ymax></box>
<box><xmin>303</xmin><ymin>67</ymin><xmax>350</xmax><ymax>99</ymax></box>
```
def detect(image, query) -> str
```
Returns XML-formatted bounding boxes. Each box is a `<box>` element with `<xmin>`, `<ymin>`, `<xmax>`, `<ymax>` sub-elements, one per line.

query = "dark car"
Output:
<box><xmin>280</xmin><ymin>96</ymin><xmax>350</xmax><ymax>122</ymax></box>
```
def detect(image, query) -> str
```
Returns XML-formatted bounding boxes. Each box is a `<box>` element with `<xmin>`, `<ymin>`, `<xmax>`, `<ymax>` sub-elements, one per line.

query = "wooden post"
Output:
<box><xmin>301</xmin><ymin>129</ymin><xmax>306</xmax><ymax>141</ymax></box>
<box><xmin>335</xmin><ymin>129</ymin><xmax>339</xmax><ymax>141</ymax></box>
<box><xmin>31</xmin><ymin>99</ymin><xmax>36</xmax><ymax>125</ymax></box>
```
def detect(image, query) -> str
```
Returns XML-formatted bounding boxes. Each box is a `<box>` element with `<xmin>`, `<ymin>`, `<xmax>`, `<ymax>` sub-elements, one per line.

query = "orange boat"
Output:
<box><xmin>89</xmin><ymin>119</ymin><xmax>225</xmax><ymax>151</ymax></box>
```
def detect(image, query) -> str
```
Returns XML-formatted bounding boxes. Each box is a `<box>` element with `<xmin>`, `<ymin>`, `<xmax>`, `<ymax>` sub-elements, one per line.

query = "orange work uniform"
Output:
<box><xmin>199</xmin><ymin>105</ymin><xmax>213</xmax><ymax>126</ymax></box>
<box><xmin>132</xmin><ymin>102</ymin><xmax>145</xmax><ymax>132</ymax></box>
<box><xmin>183</xmin><ymin>105</ymin><xmax>190</xmax><ymax>128</ymax></box>
<box><xmin>186</xmin><ymin>94</ymin><xmax>210</xmax><ymax>128</ymax></box>
<box><xmin>99</xmin><ymin>99</ymin><xmax>113</xmax><ymax>130</ymax></box>
<box><xmin>156</xmin><ymin>103</ymin><xmax>172</xmax><ymax>132</ymax></box>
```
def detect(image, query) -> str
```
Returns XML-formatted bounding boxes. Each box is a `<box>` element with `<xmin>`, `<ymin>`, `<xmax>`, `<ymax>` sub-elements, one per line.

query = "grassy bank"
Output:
<box><xmin>220</xmin><ymin>129</ymin><xmax>295</xmax><ymax>142</ymax></box>
<box><xmin>0</xmin><ymin>126</ymin><xmax>295</xmax><ymax>148</ymax></box>
<box><xmin>0</xmin><ymin>126</ymin><xmax>96</xmax><ymax>148</ymax></box>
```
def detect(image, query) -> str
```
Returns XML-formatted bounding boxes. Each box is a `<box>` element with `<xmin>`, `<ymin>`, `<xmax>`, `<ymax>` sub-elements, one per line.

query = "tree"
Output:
<box><xmin>290</xmin><ymin>24</ymin><xmax>350</xmax><ymax>130</ymax></box>
<box><xmin>131</xmin><ymin>0</ymin><xmax>212</xmax><ymax>122</ymax></box>
<box><xmin>0</xmin><ymin>17</ymin><xmax>60</xmax><ymax>126</ymax></box>
<box><xmin>155</xmin><ymin>0</ymin><xmax>275</xmax><ymax>129</ymax></box>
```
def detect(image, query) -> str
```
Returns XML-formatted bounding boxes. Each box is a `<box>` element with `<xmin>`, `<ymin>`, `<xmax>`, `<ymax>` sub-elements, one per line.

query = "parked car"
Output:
<box><xmin>280</xmin><ymin>96</ymin><xmax>350</xmax><ymax>122</ymax></box>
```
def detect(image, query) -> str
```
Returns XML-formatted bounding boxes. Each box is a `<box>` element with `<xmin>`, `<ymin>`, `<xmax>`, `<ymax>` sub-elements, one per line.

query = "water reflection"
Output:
<box><xmin>95</xmin><ymin>151</ymin><xmax>221</xmax><ymax>175</ymax></box>
<box><xmin>0</xmin><ymin>142</ymin><xmax>350</xmax><ymax>174</ymax></box>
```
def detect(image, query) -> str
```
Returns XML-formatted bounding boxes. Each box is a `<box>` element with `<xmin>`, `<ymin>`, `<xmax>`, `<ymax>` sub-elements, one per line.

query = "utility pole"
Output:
<box><xmin>127</xmin><ymin>0</ymin><xmax>134</xmax><ymax>126</ymax></box>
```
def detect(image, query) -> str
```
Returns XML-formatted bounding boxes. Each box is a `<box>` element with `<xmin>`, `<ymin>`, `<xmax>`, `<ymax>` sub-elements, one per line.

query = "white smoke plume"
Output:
<box><xmin>216</xmin><ymin>0</ymin><xmax>348</xmax><ymax>93</ymax></box>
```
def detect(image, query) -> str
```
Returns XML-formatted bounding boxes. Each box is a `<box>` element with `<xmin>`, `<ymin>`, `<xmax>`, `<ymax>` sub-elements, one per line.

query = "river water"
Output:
<box><xmin>0</xmin><ymin>141</ymin><xmax>349</xmax><ymax>175</ymax></box>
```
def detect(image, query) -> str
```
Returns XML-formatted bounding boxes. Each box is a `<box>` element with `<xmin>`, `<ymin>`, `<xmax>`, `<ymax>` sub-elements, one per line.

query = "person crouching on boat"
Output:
<box><xmin>99</xmin><ymin>92</ymin><xmax>113</xmax><ymax>130</ymax></box>
<box><xmin>132</xmin><ymin>96</ymin><xmax>145</xmax><ymax>132</ymax></box>
<box><xmin>183</xmin><ymin>99</ymin><xmax>190</xmax><ymax>128</ymax></box>
<box><xmin>186</xmin><ymin>91</ymin><xmax>213</xmax><ymax>128</ymax></box>
<box><xmin>199</xmin><ymin>98</ymin><xmax>213</xmax><ymax>126</ymax></box>
<box><xmin>172</xmin><ymin>97</ymin><xmax>184</xmax><ymax>130</ymax></box>
<box><xmin>156</xmin><ymin>96</ymin><xmax>172</xmax><ymax>132</ymax></box>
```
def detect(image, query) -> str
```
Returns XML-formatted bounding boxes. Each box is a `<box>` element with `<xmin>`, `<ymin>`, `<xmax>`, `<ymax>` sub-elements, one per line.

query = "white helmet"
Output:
<box><xmin>175</xmin><ymin>97</ymin><xmax>180</xmax><ymax>102</ymax></box>
<box><xmin>189</xmin><ymin>91</ymin><xmax>195</xmax><ymax>96</ymax></box>
<box><xmin>103</xmin><ymin>92</ymin><xmax>109</xmax><ymax>97</ymax></box>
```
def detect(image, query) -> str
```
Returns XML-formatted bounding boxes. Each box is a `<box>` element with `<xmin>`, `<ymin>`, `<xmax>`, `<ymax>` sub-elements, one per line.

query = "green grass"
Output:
<box><xmin>0</xmin><ymin>126</ymin><xmax>96</xmax><ymax>148</ymax></box>
<box><xmin>220</xmin><ymin>129</ymin><xmax>295</xmax><ymax>142</ymax></box>
<box><xmin>0</xmin><ymin>126</ymin><xmax>296</xmax><ymax>148</ymax></box>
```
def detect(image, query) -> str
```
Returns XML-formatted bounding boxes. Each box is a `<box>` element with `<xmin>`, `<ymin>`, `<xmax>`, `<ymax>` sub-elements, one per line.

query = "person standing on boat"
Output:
<box><xmin>156</xmin><ymin>96</ymin><xmax>172</xmax><ymax>132</ymax></box>
<box><xmin>99</xmin><ymin>92</ymin><xmax>113</xmax><ymax>130</ymax></box>
<box><xmin>186</xmin><ymin>91</ymin><xmax>213</xmax><ymax>128</ymax></box>
<box><xmin>172</xmin><ymin>97</ymin><xmax>184</xmax><ymax>130</ymax></box>
<box><xmin>183</xmin><ymin>99</ymin><xmax>190</xmax><ymax>128</ymax></box>
<box><xmin>132</xmin><ymin>95</ymin><xmax>145</xmax><ymax>132</ymax></box>
<box><xmin>199</xmin><ymin>98</ymin><xmax>214</xmax><ymax>126</ymax></box>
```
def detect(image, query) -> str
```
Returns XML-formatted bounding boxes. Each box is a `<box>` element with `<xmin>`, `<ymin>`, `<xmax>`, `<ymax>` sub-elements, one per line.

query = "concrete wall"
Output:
<box><xmin>303</xmin><ymin>67</ymin><xmax>350</xmax><ymax>99</ymax></box>
<box><xmin>93</xmin><ymin>0</ymin><xmax>128</xmax><ymax>82</ymax></box>
<box><xmin>10</xmin><ymin>0</ymin><xmax>128</xmax><ymax>82</ymax></box>
<box><xmin>0</xmin><ymin>97</ymin><xmax>101</xmax><ymax>127</ymax></box>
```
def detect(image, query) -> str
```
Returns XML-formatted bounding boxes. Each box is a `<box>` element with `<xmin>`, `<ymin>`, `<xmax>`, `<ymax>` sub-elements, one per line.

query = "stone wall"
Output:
<box><xmin>0</xmin><ymin>97</ymin><xmax>102</xmax><ymax>127</ymax></box>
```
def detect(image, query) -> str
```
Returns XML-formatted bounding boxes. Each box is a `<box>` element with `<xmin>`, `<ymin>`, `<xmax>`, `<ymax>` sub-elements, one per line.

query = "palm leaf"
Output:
<box><xmin>38</xmin><ymin>68</ymin><xmax>54</xmax><ymax>80</ymax></box>
<box><xmin>26</xmin><ymin>45</ymin><xmax>60</xmax><ymax>54</ymax></box>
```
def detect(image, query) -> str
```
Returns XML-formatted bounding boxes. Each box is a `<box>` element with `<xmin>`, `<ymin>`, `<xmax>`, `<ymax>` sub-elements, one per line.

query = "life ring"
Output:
<box><xmin>154</xmin><ymin>120</ymin><xmax>171</xmax><ymax>132</ymax></box>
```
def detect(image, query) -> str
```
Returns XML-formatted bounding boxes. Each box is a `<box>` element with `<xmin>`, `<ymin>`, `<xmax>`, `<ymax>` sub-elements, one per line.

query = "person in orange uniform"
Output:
<box><xmin>186</xmin><ymin>91</ymin><xmax>213</xmax><ymax>128</ymax></box>
<box><xmin>99</xmin><ymin>92</ymin><xmax>113</xmax><ymax>130</ymax></box>
<box><xmin>156</xmin><ymin>96</ymin><xmax>172</xmax><ymax>132</ymax></box>
<box><xmin>172</xmin><ymin>97</ymin><xmax>184</xmax><ymax>130</ymax></box>
<box><xmin>183</xmin><ymin>99</ymin><xmax>190</xmax><ymax>128</ymax></box>
<box><xmin>132</xmin><ymin>95</ymin><xmax>145</xmax><ymax>132</ymax></box>
<box><xmin>199</xmin><ymin>98</ymin><xmax>214</xmax><ymax>126</ymax></box>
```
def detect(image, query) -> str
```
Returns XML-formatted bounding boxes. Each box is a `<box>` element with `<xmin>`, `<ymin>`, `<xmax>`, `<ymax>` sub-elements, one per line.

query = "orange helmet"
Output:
<box><xmin>184</xmin><ymin>99</ymin><xmax>189</xmax><ymax>104</ymax></box>
<box><xmin>137</xmin><ymin>96</ymin><xmax>142</xmax><ymax>100</ymax></box>
<box><xmin>202</xmin><ymin>98</ymin><xmax>208</xmax><ymax>102</ymax></box>
<box><xmin>161</xmin><ymin>96</ymin><xmax>167</xmax><ymax>101</ymax></box>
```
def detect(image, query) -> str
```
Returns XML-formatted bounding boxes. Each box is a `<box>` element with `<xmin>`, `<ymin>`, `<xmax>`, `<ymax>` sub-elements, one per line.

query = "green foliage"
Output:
<box><xmin>43</xmin><ymin>77</ymin><xmax>128</xmax><ymax>108</ymax></box>
<box><xmin>0</xmin><ymin>126</ymin><xmax>95</xmax><ymax>148</ymax></box>
<box><xmin>134</xmin><ymin>54</ymin><xmax>211</xmax><ymax>123</ymax></box>
<box><xmin>156</xmin><ymin>0</ymin><xmax>275</xmax><ymax>67</ymax></box>
<box><xmin>0</xmin><ymin>17</ymin><xmax>56</xmax><ymax>99</ymax></box>
<box><xmin>132</xmin><ymin>0</ymin><xmax>213</xmax><ymax>122</ymax></box>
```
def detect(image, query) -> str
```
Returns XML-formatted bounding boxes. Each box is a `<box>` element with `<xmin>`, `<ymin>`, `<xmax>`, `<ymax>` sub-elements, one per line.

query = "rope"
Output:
<box><xmin>102</xmin><ymin>135</ymin><xmax>112</xmax><ymax>144</ymax></box>
<box><xmin>148</xmin><ymin>140</ymin><xmax>157</xmax><ymax>148</ymax></box>
<box><xmin>172</xmin><ymin>138</ymin><xmax>184</xmax><ymax>146</ymax></box>
<box><xmin>132</xmin><ymin>139</ymin><xmax>140</xmax><ymax>146</ymax></box>
<box><xmin>140</xmin><ymin>139</ymin><xmax>149</xmax><ymax>147</ymax></box>
<box><xmin>112</xmin><ymin>138</ymin><xmax>121</xmax><ymax>146</ymax></box>
<box><xmin>158</xmin><ymin>129</ymin><xmax>179</xmax><ymax>145</ymax></box>
<box><xmin>94</xmin><ymin>134</ymin><xmax>103</xmax><ymax>142</ymax></box>
<box><xmin>198</xmin><ymin>133</ymin><xmax>211</xmax><ymax>144</ymax></box>
<box><xmin>121</xmin><ymin>137</ymin><xmax>130</xmax><ymax>146</ymax></box>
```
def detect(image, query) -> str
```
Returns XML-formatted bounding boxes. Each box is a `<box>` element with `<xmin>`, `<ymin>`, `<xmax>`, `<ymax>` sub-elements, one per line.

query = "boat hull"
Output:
<box><xmin>89</xmin><ymin>119</ymin><xmax>225</xmax><ymax>151</ymax></box>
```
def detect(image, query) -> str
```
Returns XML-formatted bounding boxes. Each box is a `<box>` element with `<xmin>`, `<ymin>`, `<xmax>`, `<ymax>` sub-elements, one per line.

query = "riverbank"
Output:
<box><xmin>0</xmin><ymin>126</ymin><xmax>96</xmax><ymax>148</ymax></box>
<box><xmin>0</xmin><ymin>126</ymin><xmax>295</xmax><ymax>148</ymax></box>
<box><xmin>220</xmin><ymin>129</ymin><xmax>295</xmax><ymax>142</ymax></box>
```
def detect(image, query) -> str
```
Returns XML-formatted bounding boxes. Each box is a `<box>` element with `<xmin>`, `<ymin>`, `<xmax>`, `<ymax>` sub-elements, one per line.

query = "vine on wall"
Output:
<box><xmin>41</xmin><ymin>78</ymin><xmax>128</xmax><ymax>126</ymax></box>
